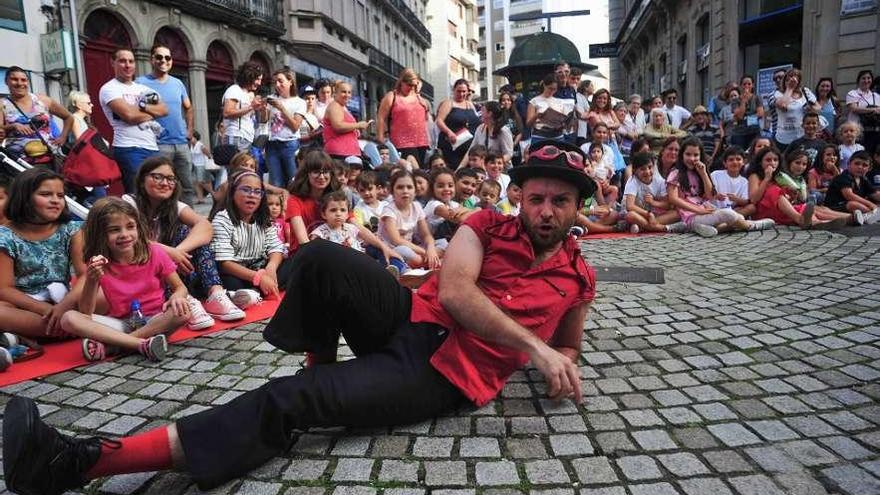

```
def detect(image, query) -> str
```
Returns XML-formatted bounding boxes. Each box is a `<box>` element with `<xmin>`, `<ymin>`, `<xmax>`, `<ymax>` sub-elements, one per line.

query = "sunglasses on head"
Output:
<box><xmin>530</xmin><ymin>145</ymin><xmax>584</xmax><ymax>171</ymax></box>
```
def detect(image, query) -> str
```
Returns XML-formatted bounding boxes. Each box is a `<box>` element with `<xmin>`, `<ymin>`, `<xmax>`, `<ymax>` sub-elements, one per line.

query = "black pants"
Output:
<box><xmin>397</xmin><ymin>146</ymin><xmax>428</xmax><ymax>169</ymax></box>
<box><xmin>176</xmin><ymin>240</ymin><xmax>467</xmax><ymax>489</ymax></box>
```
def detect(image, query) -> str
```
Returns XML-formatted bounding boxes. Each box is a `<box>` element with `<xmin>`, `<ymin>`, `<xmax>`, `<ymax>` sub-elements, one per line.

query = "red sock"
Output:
<box><xmin>86</xmin><ymin>426</ymin><xmax>173</xmax><ymax>479</ymax></box>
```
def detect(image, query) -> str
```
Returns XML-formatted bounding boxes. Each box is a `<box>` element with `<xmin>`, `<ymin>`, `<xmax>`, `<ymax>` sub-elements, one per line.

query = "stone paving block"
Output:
<box><xmin>627</xmin><ymin>482</ymin><xmax>680</xmax><ymax>495</ymax></box>
<box><xmin>821</xmin><ymin>464</ymin><xmax>880</xmax><ymax>495</ymax></box>
<box><xmin>594</xmin><ymin>431</ymin><xmax>636</xmax><ymax>454</ymax></box>
<box><xmin>692</xmin><ymin>402</ymin><xmax>737</xmax><ymax>421</ymax></box>
<box><xmin>524</xmin><ymin>459</ymin><xmax>570</xmax><ymax>484</ymax></box>
<box><xmin>474</xmin><ymin>461</ymin><xmax>520</xmax><ymax>486</ymax></box>
<box><xmin>412</xmin><ymin>437</ymin><xmax>454</xmax><ymax>458</ymax></box>
<box><xmin>658</xmin><ymin>407</ymin><xmax>702</xmax><ymax>425</ymax></box>
<box><xmin>727</xmin><ymin>474</ymin><xmax>787</xmax><ymax>495</ymax></box>
<box><xmin>656</xmin><ymin>452</ymin><xmax>709</xmax><ymax>477</ymax></box>
<box><xmin>97</xmin><ymin>472</ymin><xmax>157</xmax><ymax>494</ymax></box>
<box><xmin>505</xmin><ymin>437</ymin><xmax>548</xmax><ymax>459</ymax></box>
<box><xmin>819</xmin><ymin>436</ymin><xmax>874</xmax><ymax>460</ymax></box>
<box><xmin>707</xmin><ymin>423</ymin><xmax>761</xmax><ymax>447</ymax></box>
<box><xmin>678</xmin><ymin>478</ymin><xmax>734</xmax><ymax>495</ymax></box>
<box><xmin>235</xmin><ymin>481</ymin><xmax>283</xmax><ymax>495</ymax></box>
<box><xmin>783</xmin><ymin>415</ymin><xmax>841</xmax><ymax>437</ymax></box>
<box><xmin>548</xmin><ymin>433</ymin><xmax>593</xmax><ymax>456</ymax></box>
<box><xmin>571</xmin><ymin>456</ymin><xmax>618</xmax><ymax>485</ymax></box>
<box><xmin>459</xmin><ymin>437</ymin><xmax>501</xmax><ymax>458</ymax></box>
<box><xmin>779</xmin><ymin>439</ymin><xmax>840</xmax><ymax>466</ymax></box>
<box><xmin>619</xmin><ymin>409</ymin><xmax>664</xmax><ymax>427</ymax></box>
<box><xmin>580</xmin><ymin>486</ymin><xmax>626</xmax><ymax>495</ymax></box>
<box><xmin>616</xmin><ymin>455</ymin><xmax>662</xmax><ymax>481</ymax></box>
<box><xmin>745</xmin><ymin>419</ymin><xmax>800</xmax><ymax>441</ymax></box>
<box><xmin>702</xmin><ymin>449</ymin><xmax>753</xmax><ymax>473</ymax></box>
<box><xmin>282</xmin><ymin>459</ymin><xmax>329</xmax><ymax>480</ymax></box>
<box><xmin>331</xmin><ymin>487</ymin><xmax>376</xmax><ymax>495</ymax></box>
<box><xmin>97</xmin><ymin>415</ymin><xmax>146</xmax><ymax>435</ymax></box>
<box><xmin>744</xmin><ymin>446</ymin><xmax>804</xmax><ymax>473</ymax></box>
<box><xmin>631</xmin><ymin>429</ymin><xmax>677</xmax><ymax>451</ymax></box>
<box><xmin>651</xmin><ymin>389</ymin><xmax>691</xmax><ymax>406</ymax></box>
<box><xmin>330</xmin><ymin>458</ymin><xmax>374</xmax><ymax>482</ymax></box>
<box><xmin>330</xmin><ymin>435</ymin><xmax>371</xmax><ymax>456</ymax></box>
<box><xmin>370</xmin><ymin>436</ymin><xmax>409</xmax><ymax>457</ymax></box>
<box><xmin>291</xmin><ymin>434</ymin><xmax>332</xmax><ymax>455</ymax></box>
<box><xmin>423</xmin><ymin>461</ymin><xmax>467</xmax><ymax>486</ymax></box>
<box><xmin>819</xmin><ymin>410</ymin><xmax>873</xmax><ymax>431</ymax></box>
<box><xmin>548</xmin><ymin>414</ymin><xmax>587</xmax><ymax>432</ymax></box>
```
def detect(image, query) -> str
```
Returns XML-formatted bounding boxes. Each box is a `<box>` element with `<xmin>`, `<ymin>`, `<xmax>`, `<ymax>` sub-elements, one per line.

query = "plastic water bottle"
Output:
<box><xmin>127</xmin><ymin>300</ymin><xmax>147</xmax><ymax>330</ymax></box>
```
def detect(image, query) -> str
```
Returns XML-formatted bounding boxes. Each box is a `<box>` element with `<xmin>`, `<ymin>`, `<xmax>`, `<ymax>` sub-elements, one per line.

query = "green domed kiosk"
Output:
<box><xmin>493</xmin><ymin>31</ymin><xmax>597</xmax><ymax>99</ymax></box>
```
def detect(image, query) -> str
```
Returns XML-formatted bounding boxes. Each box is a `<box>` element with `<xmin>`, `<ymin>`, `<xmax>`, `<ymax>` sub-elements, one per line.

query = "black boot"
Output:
<box><xmin>3</xmin><ymin>396</ymin><xmax>107</xmax><ymax>495</ymax></box>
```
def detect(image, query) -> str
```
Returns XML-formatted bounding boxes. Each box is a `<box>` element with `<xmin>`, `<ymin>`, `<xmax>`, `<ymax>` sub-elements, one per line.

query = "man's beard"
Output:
<box><xmin>521</xmin><ymin>214</ymin><xmax>573</xmax><ymax>253</ymax></box>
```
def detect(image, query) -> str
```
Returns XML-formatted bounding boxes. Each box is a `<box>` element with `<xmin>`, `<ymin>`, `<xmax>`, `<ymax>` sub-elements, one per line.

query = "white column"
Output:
<box><xmin>188</xmin><ymin>60</ymin><xmax>209</xmax><ymax>139</ymax></box>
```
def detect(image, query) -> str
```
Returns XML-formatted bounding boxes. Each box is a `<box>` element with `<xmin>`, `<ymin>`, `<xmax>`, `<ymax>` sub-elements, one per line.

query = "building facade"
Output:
<box><xmin>609</xmin><ymin>0</ymin><xmax>880</xmax><ymax>108</ymax></box>
<box><xmin>0</xmin><ymin>0</ymin><xmax>55</xmax><ymax>98</ymax></box>
<box><xmin>283</xmin><ymin>0</ymin><xmax>432</xmax><ymax>119</ymax></box>
<box><xmin>425</xmin><ymin>0</ymin><xmax>480</xmax><ymax>101</ymax></box>
<box><xmin>477</xmin><ymin>0</ymin><xmax>545</xmax><ymax>100</ymax></box>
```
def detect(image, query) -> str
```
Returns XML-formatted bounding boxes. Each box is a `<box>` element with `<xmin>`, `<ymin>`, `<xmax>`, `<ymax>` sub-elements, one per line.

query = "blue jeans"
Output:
<box><xmin>365</xmin><ymin>245</ymin><xmax>408</xmax><ymax>272</ymax></box>
<box><xmin>266</xmin><ymin>140</ymin><xmax>300</xmax><ymax>187</ymax></box>
<box><xmin>114</xmin><ymin>146</ymin><xmax>161</xmax><ymax>194</ymax></box>
<box><xmin>159</xmin><ymin>143</ymin><xmax>195</xmax><ymax>206</ymax></box>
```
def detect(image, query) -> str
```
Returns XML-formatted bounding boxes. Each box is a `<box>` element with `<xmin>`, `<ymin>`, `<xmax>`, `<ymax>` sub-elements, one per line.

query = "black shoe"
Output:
<box><xmin>3</xmin><ymin>396</ymin><xmax>105</xmax><ymax>495</ymax></box>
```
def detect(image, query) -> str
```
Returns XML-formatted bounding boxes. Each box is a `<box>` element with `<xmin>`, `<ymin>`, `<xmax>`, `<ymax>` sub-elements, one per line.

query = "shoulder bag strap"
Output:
<box><xmin>4</xmin><ymin>96</ymin><xmax>54</xmax><ymax>152</ymax></box>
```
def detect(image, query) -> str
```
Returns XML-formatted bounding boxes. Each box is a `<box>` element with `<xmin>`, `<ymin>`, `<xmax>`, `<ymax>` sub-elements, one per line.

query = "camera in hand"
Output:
<box><xmin>142</xmin><ymin>92</ymin><xmax>160</xmax><ymax>105</ymax></box>
<box><xmin>861</xmin><ymin>104</ymin><xmax>880</xmax><ymax>130</ymax></box>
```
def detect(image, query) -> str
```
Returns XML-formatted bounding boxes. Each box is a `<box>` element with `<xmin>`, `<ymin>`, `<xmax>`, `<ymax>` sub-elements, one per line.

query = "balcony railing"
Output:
<box><xmin>378</xmin><ymin>0</ymin><xmax>431</xmax><ymax>45</ymax></box>
<box><xmin>153</xmin><ymin>0</ymin><xmax>285</xmax><ymax>37</ymax></box>
<box><xmin>368</xmin><ymin>47</ymin><xmax>434</xmax><ymax>99</ymax></box>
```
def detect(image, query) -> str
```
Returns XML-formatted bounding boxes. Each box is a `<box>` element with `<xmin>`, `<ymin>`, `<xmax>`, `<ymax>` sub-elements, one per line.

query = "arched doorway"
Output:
<box><xmin>205</xmin><ymin>40</ymin><xmax>235</xmax><ymax>143</ymax></box>
<box><xmin>154</xmin><ymin>27</ymin><xmax>191</xmax><ymax>90</ymax></box>
<box><xmin>82</xmin><ymin>9</ymin><xmax>132</xmax><ymax>142</ymax></box>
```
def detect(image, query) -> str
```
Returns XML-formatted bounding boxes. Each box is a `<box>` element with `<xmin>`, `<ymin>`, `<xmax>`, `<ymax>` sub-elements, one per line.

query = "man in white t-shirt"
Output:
<box><xmin>99</xmin><ymin>48</ymin><xmax>169</xmax><ymax>193</ymax></box>
<box><xmin>661</xmin><ymin>88</ymin><xmax>692</xmax><ymax>129</ymax></box>
<box><xmin>221</xmin><ymin>62</ymin><xmax>267</xmax><ymax>151</ymax></box>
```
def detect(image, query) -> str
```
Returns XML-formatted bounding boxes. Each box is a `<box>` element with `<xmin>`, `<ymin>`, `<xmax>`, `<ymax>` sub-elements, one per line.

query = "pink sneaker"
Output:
<box><xmin>203</xmin><ymin>291</ymin><xmax>246</xmax><ymax>321</ymax></box>
<box><xmin>186</xmin><ymin>296</ymin><xmax>215</xmax><ymax>330</ymax></box>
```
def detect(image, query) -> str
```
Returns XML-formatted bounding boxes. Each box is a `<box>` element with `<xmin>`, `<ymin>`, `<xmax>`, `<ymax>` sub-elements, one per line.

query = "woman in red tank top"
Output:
<box><xmin>377</xmin><ymin>68</ymin><xmax>431</xmax><ymax>168</ymax></box>
<box><xmin>322</xmin><ymin>81</ymin><xmax>372</xmax><ymax>160</ymax></box>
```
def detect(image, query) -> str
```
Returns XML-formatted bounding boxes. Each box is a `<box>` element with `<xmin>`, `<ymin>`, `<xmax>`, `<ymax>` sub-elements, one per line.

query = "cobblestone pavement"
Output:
<box><xmin>2</xmin><ymin>229</ymin><xmax>880</xmax><ymax>495</ymax></box>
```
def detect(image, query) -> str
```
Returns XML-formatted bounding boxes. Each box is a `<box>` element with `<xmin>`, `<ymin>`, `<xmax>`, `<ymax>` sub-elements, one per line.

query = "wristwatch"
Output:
<box><xmin>138</xmin><ymin>99</ymin><xmax>147</xmax><ymax>111</ymax></box>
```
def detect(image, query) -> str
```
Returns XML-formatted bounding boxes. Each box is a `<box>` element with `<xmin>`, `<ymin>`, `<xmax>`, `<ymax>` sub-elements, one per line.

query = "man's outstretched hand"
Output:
<box><xmin>530</xmin><ymin>343</ymin><xmax>582</xmax><ymax>404</ymax></box>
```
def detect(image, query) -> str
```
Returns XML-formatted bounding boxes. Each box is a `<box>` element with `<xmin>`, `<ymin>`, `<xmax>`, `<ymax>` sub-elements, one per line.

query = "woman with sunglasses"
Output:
<box><xmin>376</xmin><ymin>68</ymin><xmax>431</xmax><ymax>168</ymax></box>
<box><xmin>773</xmin><ymin>68</ymin><xmax>820</xmax><ymax>149</ymax></box>
<box><xmin>285</xmin><ymin>150</ymin><xmax>397</xmax><ymax>261</ymax></box>
<box><xmin>124</xmin><ymin>156</ymin><xmax>245</xmax><ymax>324</ymax></box>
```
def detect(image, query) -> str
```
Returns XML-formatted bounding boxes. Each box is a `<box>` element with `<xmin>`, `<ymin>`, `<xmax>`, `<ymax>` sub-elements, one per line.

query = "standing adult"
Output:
<box><xmin>435</xmin><ymin>79</ymin><xmax>481</xmax><ymax>169</ymax></box>
<box><xmin>814</xmin><ymin>77</ymin><xmax>841</xmax><ymax>139</ymax></box>
<box><xmin>265</xmin><ymin>68</ymin><xmax>306</xmax><ymax>188</ymax></box>
<box><xmin>575</xmin><ymin>78</ymin><xmax>593</xmax><ymax>146</ymax></box>
<box><xmin>1</xmin><ymin>66</ymin><xmax>74</xmax><ymax>165</ymax></box>
<box><xmin>846</xmin><ymin>70</ymin><xmax>880</xmax><ymax>156</ymax></box>
<box><xmin>66</xmin><ymin>90</ymin><xmax>94</xmax><ymax>141</ymax></box>
<box><xmin>772</xmin><ymin>68</ymin><xmax>819</xmax><ymax>149</ymax></box>
<box><xmin>527</xmin><ymin>74</ymin><xmax>572</xmax><ymax>147</ymax></box>
<box><xmin>725</xmin><ymin>75</ymin><xmax>765</xmax><ymax>149</ymax></box>
<box><xmin>499</xmin><ymin>90</ymin><xmax>524</xmax><ymax>166</ymax></box>
<box><xmin>296</xmin><ymin>85</ymin><xmax>323</xmax><ymax>150</ymax></box>
<box><xmin>313</xmin><ymin>79</ymin><xmax>333</xmax><ymax>121</ymax></box>
<box><xmin>661</xmin><ymin>88</ymin><xmax>691</xmax><ymax>129</ymax></box>
<box><xmin>553</xmin><ymin>61</ymin><xmax>578</xmax><ymax>143</ymax></box>
<box><xmin>221</xmin><ymin>62</ymin><xmax>267</xmax><ymax>152</ymax></box>
<box><xmin>322</xmin><ymin>81</ymin><xmax>372</xmax><ymax>160</ymax></box>
<box><xmin>763</xmin><ymin>68</ymin><xmax>788</xmax><ymax>138</ymax></box>
<box><xmin>98</xmin><ymin>49</ymin><xmax>168</xmax><ymax>193</ymax></box>
<box><xmin>377</xmin><ymin>68</ymin><xmax>431</xmax><ymax>167</ymax></box>
<box><xmin>137</xmin><ymin>44</ymin><xmax>196</xmax><ymax>206</ymax></box>
<box><xmin>4</xmin><ymin>140</ymin><xmax>597</xmax><ymax>495</ymax></box>
<box><xmin>462</xmin><ymin>101</ymin><xmax>513</xmax><ymax>167</ymax></box>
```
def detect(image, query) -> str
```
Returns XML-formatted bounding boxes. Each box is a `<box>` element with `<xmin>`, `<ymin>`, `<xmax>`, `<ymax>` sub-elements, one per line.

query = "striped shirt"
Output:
<box><xmin>211</xmin><ymin>210</ymin><xmax>284</xmax><ymax>268</ymax></box>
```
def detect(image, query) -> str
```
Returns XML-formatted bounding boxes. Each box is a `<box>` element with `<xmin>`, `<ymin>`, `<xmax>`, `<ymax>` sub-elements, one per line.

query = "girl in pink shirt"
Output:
<box><xmin>61</xmin><ymin>198</ymin><xmax>191</xmax><ymax>362</ymax></box>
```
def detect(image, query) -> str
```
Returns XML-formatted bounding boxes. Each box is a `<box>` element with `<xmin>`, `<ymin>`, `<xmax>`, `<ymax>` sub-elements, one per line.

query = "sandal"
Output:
<box><xmin>81</xmin><ymin>339</ymin><xmax>106</xmax><ymax>362</ymax></box>
<box><xmin>138</xmin><ymin>335</ymin><xmax>167</xmax><ymax>362</ymax></box>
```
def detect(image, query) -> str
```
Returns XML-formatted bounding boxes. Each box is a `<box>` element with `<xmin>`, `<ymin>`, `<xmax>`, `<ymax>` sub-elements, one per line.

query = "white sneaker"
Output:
<box><xmin>693</xmin><ymin>224</ymin><xmax>718</xmax><ymax>238</ymax></box>
<box><xmin>854</xmin><ymin>209</ymin><xmax>866</xmax><ymax>226</ymax></box>
<box><xmin>665</xmin><ymin>222</ymin><xmax>687</xmax><ymax>233</ymax></box>
<box><xmin>569</xmin><ymin>226</ymin><xmax>586</xmax><ymax>237</ymax></box>
<box><xmin>748</xmin><ymin>218</ymin><xmax>776</xmax><ymax>231</ymax></box>
<box><xmin>229</xmin><ymin>289</ymin><xmax>262</xmax><ymax>310</ymax></box>
<box><xmin>186</xmin><ymin>296</ymin><xmax>215</xmax><ymax>331</ymax></box>
<box><xmin>865</xmin><ymin>208</ymin><xmax>880</xmax><ymax>225</ymax></box>
<box><xmin>629</xmin><ymin>224</ymin><xmax>640</xmax><ymax>234</ymax></box>
<box><xmin>0</xmin><ymin>347</ymin><xmax>12</xmax><ymax>371</ymax></box>
<box><xmin>204</xmin><ymin>291</ymin><xmax>246</xmax><ymax>321</ymax></box>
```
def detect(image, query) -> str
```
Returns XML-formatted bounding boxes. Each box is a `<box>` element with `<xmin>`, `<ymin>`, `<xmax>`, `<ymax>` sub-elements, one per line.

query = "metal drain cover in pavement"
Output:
<box><xmin>594</xmin><ymin>266</ymin><xmax>665</xmax><ymax>284</ymax></box>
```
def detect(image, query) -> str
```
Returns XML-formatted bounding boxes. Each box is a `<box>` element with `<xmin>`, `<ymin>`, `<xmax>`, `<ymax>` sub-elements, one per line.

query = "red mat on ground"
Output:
<box><xmin>578</xmin><ymin>231</ymin><xmax>668</xmax><ymax>240</ymax></box>
<box><xmin>0</xmin><ymin>298</ymin><xmax>282</xmax><ymax>388</ymax></box>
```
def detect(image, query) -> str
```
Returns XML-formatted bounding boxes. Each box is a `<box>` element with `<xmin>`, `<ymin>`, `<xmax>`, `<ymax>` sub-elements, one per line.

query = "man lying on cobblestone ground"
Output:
<box><xmin>2</xmin><ymin>141</ymin><xmax>597</xmax><ymax>495</ymax></box>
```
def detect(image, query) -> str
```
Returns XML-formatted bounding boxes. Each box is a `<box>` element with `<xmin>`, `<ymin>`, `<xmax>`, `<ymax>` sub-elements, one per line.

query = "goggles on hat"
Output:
<box><xmin>529</xmin><ymin>145</ymin><xmax>584</xmax><ymax>171</ymax></box>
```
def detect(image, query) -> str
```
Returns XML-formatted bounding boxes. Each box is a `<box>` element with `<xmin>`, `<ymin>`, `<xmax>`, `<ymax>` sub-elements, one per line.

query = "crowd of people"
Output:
<box><xmin>2</xmin><ymin>49</ymin><xmax>880</xmax><ymax>370</ymax></box>
<box><xmin>1</xmin><ymin>41</ymin><xmax>880</xmax><ymax>495</ymax></box>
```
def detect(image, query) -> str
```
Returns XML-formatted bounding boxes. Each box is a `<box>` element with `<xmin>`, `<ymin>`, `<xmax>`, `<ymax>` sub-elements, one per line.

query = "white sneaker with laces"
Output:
<box><xmin>203</xmin><ymin>291</ymin><xmax>246</xmax><ymax>321</ymax></box>
<box><xmin>748</xmin><ymin>218</ymin><xmax>776</xmax><ymax>231</ymax></box>
<box><xmin>693</xmin><ymin>224</ymin><xmax>718</xmax><ymax>238</ymax></box>
<box><xmin>229</xmin><ymin>289</ymin><xmax>262</xmax><ymax>310</ymax></box>
<box><xmin>665</xmin><ymin>222</ymin><xmax>688</xmax><ymax>233</ymax></box>
<box><xmin>854</xmin><ymin>209</ymin><xmax>866</xmax><ymax>226</ymax></box>
<box><xmin>629</xmin><ymin>224</ymin><xmax>640</xmax><ymax>234</ymax></box>
<box><xmin>865</xmin><ymin>208</ymin><xmax>880</xmax><ymax>225</ymax></box>
<box><xmin>186</xmin><ymin>296</ymin><xmax>215</xmax><ymax>331</ymax></box>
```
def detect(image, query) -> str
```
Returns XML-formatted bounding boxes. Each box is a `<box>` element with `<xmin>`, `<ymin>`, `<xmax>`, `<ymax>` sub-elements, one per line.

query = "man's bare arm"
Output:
<box><xmin>438</xmin><ymin>225</ymin><xmax>582</xmax><ymax>402</ymax></box>
<box><xmin>549</xmin><ymin>302</ymin><xmax>591</xmax><ymax>362</ymax></box>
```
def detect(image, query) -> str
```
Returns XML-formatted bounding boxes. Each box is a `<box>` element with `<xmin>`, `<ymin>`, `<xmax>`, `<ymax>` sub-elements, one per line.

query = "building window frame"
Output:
<box><xmin>0</xmin><ymin>0</ymin><xmax>26</xmax><ymax>32</ymax></box>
